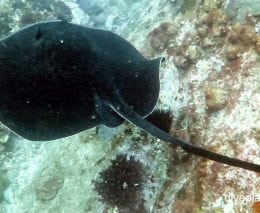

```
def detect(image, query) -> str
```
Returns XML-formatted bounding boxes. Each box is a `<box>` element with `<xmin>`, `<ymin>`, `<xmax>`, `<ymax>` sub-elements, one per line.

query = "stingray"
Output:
<box><xmin>0</xmin><ymin>21</ymin><xmax>259</xmax><ymax>172</ymax></box>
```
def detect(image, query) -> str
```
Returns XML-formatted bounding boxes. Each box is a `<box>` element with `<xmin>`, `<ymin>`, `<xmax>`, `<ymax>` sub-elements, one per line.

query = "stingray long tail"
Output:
<box><xmin>108</xmin><ymin>92</ymin><xmax>260</xmax><ymax>173</ymax></box>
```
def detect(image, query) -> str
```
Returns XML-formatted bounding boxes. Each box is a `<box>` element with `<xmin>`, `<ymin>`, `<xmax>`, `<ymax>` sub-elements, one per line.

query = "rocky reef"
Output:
<box><xmin>0</xmin><ymin>0</ymin><xmax>259</xmax><ymax>212</ymax></box>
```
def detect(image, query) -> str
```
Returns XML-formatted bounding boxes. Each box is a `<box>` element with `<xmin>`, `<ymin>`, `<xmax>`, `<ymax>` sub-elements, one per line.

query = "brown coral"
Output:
<box><xmin>238</xmin><ymin>25</ymin><xmax>257</xmax><ymax>45</ymax></box>
<box><xmin>148</xmin><ymin>22</ymin><xmax>176</xmax><ymax>52</ymax></box>
<box><xmin>150</xmin><ymin>33</ymin><xmax>169</xmax><ymax>52</ymax></box>
<box><xmin>225</xmin><ymin>44</ymin><xmax>242</xmax><ymax>60</ymax></box>
<box><xmin>252</xmin><ymin>201</ymin><xmax>260</xmax><ymax>213</ymax></box>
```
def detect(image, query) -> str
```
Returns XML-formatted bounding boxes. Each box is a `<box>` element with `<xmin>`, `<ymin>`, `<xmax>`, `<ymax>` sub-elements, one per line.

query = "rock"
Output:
<box><xmin>91</xmin><ymin>12</ymin><xmax>106</xmax><ymax>26</ymax></box>
<box><xmin>35</xmin><ymin>175</ymin><xmax>64</xmax><ymax>201</ymax></box>
<box><xmin>224</xmin><ymin>0</ymin><xmax>239</xmax><ymax>19</ymax></box>
<box><xmin>173</xmin><ymin>55</ymin><xmax>191</xmax><ymax>69</ymax></box>
<box><xmin>0</xmin><ymin>124</ymin><xmax>9</xmax><ymax>144</ymax></box>
<box><xmin>225</xmin><ymin>44</ymin><xmax>242</xmax><ymax>59</ymax></box>
<box><xmin>86</xmin><ymin>5</ymin><xmax>104</xmax><ymax>16</ymax></box>
<box><xmin>205</xmin><ymin>86</ymin><xmax>227</xmax><ymax>112</ymax></box>
<box><xmin>225</xmin><ymin>0</ymin><xmax>260</xmax><ymax>23</ymax></box>
<box><xmin>203</xmin><ymin>0</ymin><xmax>218</xmax><ymax>12</ymax></box>
<box><xmin>77</xmin><ymin>0</ymin><xmax>104</xmax><ymax>16</ymax></box>
<box><xmin>187</xmin><ymin>45</ymin><xmax>201</xmax><ymax>61</ymax></box>
<box><xmin>0</xmin><ymin>173</ymin><xmax>9</xmax><ymax>202</ymax></box>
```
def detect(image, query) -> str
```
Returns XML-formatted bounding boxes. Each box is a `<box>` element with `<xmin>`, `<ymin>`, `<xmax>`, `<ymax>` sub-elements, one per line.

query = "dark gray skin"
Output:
<box><xmin>0</xmin><ymin>21</ymin><xmax>159</xmax><ymax>140</ymax></box>
<box><xmin>0</xmin><ymin>21</ymin><xmax>259</xmax><ymax>172</ymax></box>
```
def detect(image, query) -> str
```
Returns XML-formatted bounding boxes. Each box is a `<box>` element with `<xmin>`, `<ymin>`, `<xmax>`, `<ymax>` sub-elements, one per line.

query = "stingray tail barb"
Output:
<box><xmin>108</xmin><ymin>91</ymin><xmax>260</xmax><ymax>173</ymax></box>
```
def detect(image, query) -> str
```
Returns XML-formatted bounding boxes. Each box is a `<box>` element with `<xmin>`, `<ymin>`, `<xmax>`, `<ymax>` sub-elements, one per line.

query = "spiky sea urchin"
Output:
<box><xmin>145</xmin><ymin>109</ymin><xmax>173</xmax><ymax>133</ymax></box>
<box><xmin>94</xmin><ymin>154</ymin><xmax>144</xmax><ymax>210</ymax></box>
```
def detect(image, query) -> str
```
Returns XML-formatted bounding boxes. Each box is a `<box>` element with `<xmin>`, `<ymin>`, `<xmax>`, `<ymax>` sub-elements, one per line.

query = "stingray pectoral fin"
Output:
<box><xmin>108</xmin><ymin>94</ymin><xmax>260</xmax><ymax>173</ymax></box>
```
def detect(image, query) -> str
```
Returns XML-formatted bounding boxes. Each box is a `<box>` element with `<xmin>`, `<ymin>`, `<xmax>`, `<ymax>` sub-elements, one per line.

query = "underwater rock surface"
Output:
<box><xmin>0</xmin><ymin>0</ymin><xmax>259</xmax><ymax>212</ymax></box>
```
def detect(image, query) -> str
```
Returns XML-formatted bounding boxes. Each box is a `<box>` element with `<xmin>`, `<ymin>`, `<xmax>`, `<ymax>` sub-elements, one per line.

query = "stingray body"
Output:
<box><xmin>0</xmin><ymin>21</ymin><xmax>259</xmax><ymax>172</ymax></box>
<box><xmin>0</xmin><ymin>21</ymin><xmax>159</xmax><ymax>140</ymax></box>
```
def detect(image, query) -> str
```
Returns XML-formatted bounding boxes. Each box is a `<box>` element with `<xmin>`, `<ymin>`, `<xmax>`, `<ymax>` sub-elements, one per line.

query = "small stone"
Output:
<box><xmin>205</xmin><ymin>86</ymin><xmax>227</xmax><ymax>112</ymax></box>
<box><xmin>197</xmin><ymin>13</ymin><xmax>208</xmax><ymax>25</ymax></box>
<box><xmin>197</xmin><ymin>27</ymin><xmax>207</xmax><ymax>38</ymax></box>
<box><xmin>173</xmin><ymin>55</ymin><xmax>191</xmax><ymax>70</ymax></box>
<box><xmin>35</xmin><ymin>175</ymin><xmax>64</xmax><ymax>201</ymax></box>
<box><xmin>186</xmin><ymin>45</ymin><xmax>201</xmax><ymax>61</ymax></box>
<box><xmin>203</xmin><ymin>0</ymin><xmax>218</xmax><ymax>12</ymax></box>
<box><xmin>91</xmin><ymin>12</ymin><xmax>106</xmax><ymax>26</ymax></box>
<box><xmin>202</xmin><ymin>37</ymin><xmax>215</xmax><ymax>48</ymax></box>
